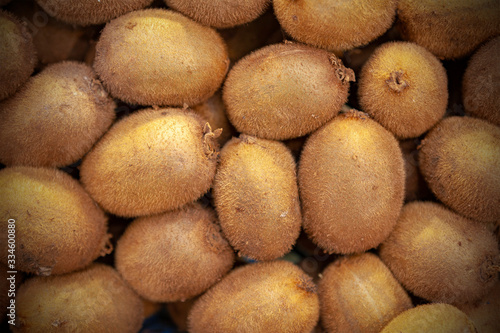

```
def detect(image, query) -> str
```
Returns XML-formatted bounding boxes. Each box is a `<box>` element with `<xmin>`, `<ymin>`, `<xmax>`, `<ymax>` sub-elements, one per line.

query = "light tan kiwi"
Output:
<box><xmin>273</xmin><ymin>0</ymin><xmax>397</xmax><ymax>51</ymax></box>
<box><xmin>397</xmin><ymin>0</ymin><xmax>500</xmax><ymax>59</ymax></box>
<box><xmin>358</xmin><ymin>41</ymin><xmax>448</xmax><ymax>138</ymax></box>
<box><xmin>8</xmin><ymin>0</ymin><xmax>97</xmax><ymax>68</ymax></box>
<box><xmin>34</xmin><ymin>0</ymin><xmax>154</xmax><ymax>26</ymax></box>
<box><xmin>13</xmin><ymin>264</ymin><xmax>143</xmax><ymax>333</ymax></box>
<box><xmin>115</xmin><ymin>203</ymin><xmax>234</xmax><ymax>302</ymax></box>
<box><xmin>213</xmin><ymin>135</ymin><xmax>302</xmax><ymax>261</ymax></box>
<box><xmin>223</xmin><ymin>42</ymin><xmax>354</xmax><ymax>140</ymax></box>
<box><xmin>419</xmin><ymin>116</ymin><xmax>500</xmax><ymax>223</ymax></box>
<box><xmin>380</xmin><ymin>303</ymin><xmax>477</xmax><ymax>333</ymax></box>
<box><xmin>457</xmin><ymin>281</ymin><xmax>500</xmax><ymax>333</ymax></box>
<box><xmin>94</xmin><ymin>9</ymin><xmax>229</xmax><ymax>106</ymax></box>
<box><xmin>463</xmin><ymin>36</ymin><xmax>500</xmax><ymax>126</ymax></box>
<box><xmin>191</xmin><ymin>91</ymin><xmax>236</xmax><ymax>145</ymax></box>
<box><xmin>164</xmin><ymin>0</ymin><xmax>269</xmax><ymax>28</ymax></box>
<box><xmin>379</xmin><ymin>201</ymin><xmax>500</xmax><ymax>305</ymax></box>
<box><xmin>0</xmin><ymin>167</ymin><xmax>111</xmax><ymax>276</ymax></box>
<box><xmin>188</xmin><ymin>260</ymin><xmax>320</xmax><ymax>333</ymax></box>
<box><xmin>0</xmin><ymin>10</ymin><xmax>36</xmax><ymax>100</ymax></box>
<box><xmin>0</xmin><ymin>61</ymin><xmax>116</xmax><ymax>167</ymax></box>
<box><xmin>298</xmin><ymin>110</ymin><xmax>405</xmax><ymax>254</ymax></box>
<box><xmin>80</xmin><ymin>108</ymin><xmax>221</xmax><ymax>217</ymax></box>
<box><xmin>319</xmin><ymin>253</ymin><xmax>413</xmax><ymax>333</ymax></box>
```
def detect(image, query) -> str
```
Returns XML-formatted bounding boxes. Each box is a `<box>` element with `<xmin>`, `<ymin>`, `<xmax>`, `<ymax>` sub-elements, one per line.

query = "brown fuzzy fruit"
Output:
<box><xmin>397</xmin><ymin>0</ymin><xmax>500</xmax><ymax>59</ymax></box>
<box><xmin>188</xmin><ymin>260</ymin><xmax>320</xmax><ymax>333</ymax></box>
<box><xmin>94</xmin><ymin>9</ymin><xmax>229</xmax><ymax>106</ymax></box>
<box><xmin>115</xmin><ymin>203</ymin><xmax>234</xmax><ymax>302</ymax></box>
<box><xmin>13</xmin><ymin>264</ymin><xmax>143</xmax><ymax>333</ymax></box>
<box><xmin>0</xmin><ymin>61</ymin><xmax>116</xmax><ymax>167</ymax></box>
<box><xmin>380</xmin><ymin>303</ymin><xmax>477</xmax><ymax>333</ymax></box>
<box><xmin>0</xmin><ymin>167</ymin><xmax>111</xmax><ymax>276</ymax></box>
<box><xmin>0</xmin><ymin>10</ymin><xmax>36</xmax><ymax>100</ymax></box>
<box><xmin>273</xmin><ymin>0</ymin><xmax>397</xmax><ymax>51</ymax></box>
<box><xmin>358</xmin><ymin>41</ymin><xmax>448</xmax><ymax>138</ymax></box>
<box><xmin>457</xmin><ymin>281</ymin><xmax>500</xmax><ymax>333</ymax></box>
<box><xmin>34</xmin><ymin>0</ymin><xmax>154</xmax><ymax>26</ymax></box>
<box><xmin>213</xmin><ymin>135</ymin><xmax>302</xmax><ymax>261</ymax></box>
<box><xmin>319</xmin><ymin>253</ymin><xmax>413</xmax><ymax>333</ymax></box>
<box><xmin>298</xmin><ymin>110</ymin><xmax>405</xmax><ymax>254</ymax></box>
<box><xmin>223</xmin><ymin>42</ymin><xmax>354</xmax><ymax>140</ymax></box>
<box><xmin>419</xmin><ymin>116</ymin><xmax>500</xmax><ymax>223</ymax></box>
<box><xmin>192</xmin><ymin>91</ymin><xmax>236</xmax><ymax>145</ymax></box>
<box><xmin>164</xmin><ymin>0</ymin><xmax>269</xmax><ymax>28</ymax></box>
<box><xmin>379</xmin><ymin>201</ymin><xmax>500</xmax><ymax>305</ymax></box>
<box><xmin>80</xmin><ymin>108</ymin><xmax>221</xmax><ymax>217</ymax></box>
<box><xmin>463</xmin><ymin>36</ymin><xmax>500</xmax><ymax>126</ymax></box>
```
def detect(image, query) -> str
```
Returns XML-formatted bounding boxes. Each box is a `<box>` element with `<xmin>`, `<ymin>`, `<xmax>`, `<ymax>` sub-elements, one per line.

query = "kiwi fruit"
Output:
<box><xmin>380</xmin><ymin>303</ymin><xmax>477</xmax><ymax>333</ymax></box>
<box><xmin>164</xmin><ymin>0</ymin><xmax>269</xmax><ymax>29</ymax></box>
<box><xmin>0</xmin><ymin>10</ymin><xmax>36</xmax><ymax>100</ymax></box>
<box><xmin>7</xmin><ymin>0</ymin><xmax>97</xmax><ymax>68</ymax></box>
<box><xmin>0</xmin><ymin>61</ymin><xmax>116</xmax><ymax>167</ymax></box>
<box><xmin>223</xmin><ymin>42</ymin><xmax>354</xmax><ymax>140</ymax></box>
<box><xmin>0</xmin><ymin>167</ymin><xmax>111</xmax><ymax>276</ymax></box>
<box><xmin>213</xmin><ymin>135</ymin><xmax>302</xmax><ymax>261</ymax></box>
<box><xmin>192</xmin><ymin>91</ymin><xmax>236</xmax><ymax>145</ymax></box>
<box><xmin>188</xmin><ymin>260</ymin><xmax>320</xmax><ymax>333</ymax></box>
<box><xmin>399</xmin><ymin>139</ymin><xmax>432</xmax><ymax>202</ymax></box>
<box><xmin>34</xmin><ymin>0</ymin><xmax>154</xmax><ymax>26</ymax></box>
<box><xmin>13</xmin><ymin>263</ymin><xmax>144</xmax><ymax>333</ymax></box>
<box><xmin>379</xmin><ymin>201</ymin><xmax>500</xmax><ymax>304</ymax></box>
<box><xmin>397</xmin><ymin>0</ymin><xmax>500</xmax><ymax>59</ymax></box>
<box><xmin>463</xmin><ymin>36</ymin><xmax>500</xmax><ymax>126</ymax></box>
<box><xmin>94</xmin><ymin>9</ymin><xmax>229</xmax><ymax>107</ymax></box>
<box><xmin>273</xmin><ymin>0</ymin><xmax>397</xmax><ymax>52</ymax></box>
<box><xmin>358</xmin><ymin>41</ymin><xmax>448</xmax><ymax>138</ymax></box>
<box><xmin>115</xmin><ymin>203</ymin><xmax>234</xmax><ymax>302</ymax></box>
<box><xmin>457</xmin><ymin>281</ymin><xmax>500</xmax><ymax>333</ymax></box>
<box><xmin>419</xmin><ymin>116</ymin><xmax>500</xmax><ymax>223</ymax></box>
<box><xmin>298</xmin><ymin>110</ymin><xmax>405</xmax><ymax>254</ymax></box>
<box><xmin>80</xmin><ymin>108</ymin><xmax>221</xmax><ymax>217</ymax></box>
<box><xmin>319</xmin><ymin>253</ymin><xmax>413</xmax><ymax>333</ymax></box>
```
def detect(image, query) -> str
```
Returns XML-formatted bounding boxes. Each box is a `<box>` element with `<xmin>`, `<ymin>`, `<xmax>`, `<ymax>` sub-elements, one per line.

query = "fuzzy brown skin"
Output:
<box><xmin>358</xmin><ymin>42</ymin><xmax>448</xmax><ymax>139</ymax></box>
<box><xmin>457</xmin><ymin>281</ymin><xmax>500</xmax><ymax>333</ymax></box>
<box><xmin>397</xmin><ymin>0</ymin><xmax>500</xmax><ymax>59</ymax></box>
<box><xmin>7</xmin><ymin>0</ymin><xmax>97</xmax><ymax>68</ymax></box>
<box><xmin>213</xmin><ymin>135</ymin><xmax>302</xmax><ymax>261</ymax></box>
<box><xmin>34</xmin><ymin>0</ymin><xmax>153</xmax><ymax>26</ymax></box>
<box><xmin>115</xmin><ymin>203</ymin><xmax>234</xmax><ymax>302</ymax></box>
<box><xmin>164</xmin><ymin>0</ymin><xmax>269</xmax><ymax>28</ymax></box>
<box><xmin>298</xmin><ymin>110</ymin><xmax>405</xmax><ymax>254</ymax></box>
<box><xmin>188</xmin><ymin>261</ymin><xmax>320</xmax><ymax>333</ymax></box>
<box><xmin>0</xmin><ymin>61</ymin><xmax>116</xmax><ymax>167</ymax></box>
<box><xmin>273</xmin><ymin>0</ymin><xmax>397</xmax><ymax>52</ymax></box>
<box><xmin>80</xmin><ymin>108</ymin><xmax>221</xmax><ymax>217</ymax></box>
<box><xmin>0</xmin><ymin>10</ymin><xmax>36</xmax><ymax>100</ymax></box>
<box><xmin>419</xmin><ymin>116</ymin><xmax>500</xmax><ymax>223</ymax></box>
<box><xmin>13</xmin><ymin>264</ymin><xmax>144</xmax><ymax>333</ymax></box>
<box><xmin>380</xmin><ymin>303</ymin><xmax>477</xmax><ymax>333</ymax></box>
<box><xmin>94</xmin><ymin>9</ymin><xmax>229</xmax><ymax>107</ymax></box>
<box><xmin>192</xmin><ymin>91</ymin><xmax>236</xmax><ymax>145</ymax></box>
<box><xmin>223</xmin><ymin>43</ymin><xmax>354</xmax><ymax>140</ymax></box>
<box><xmin>379</xmin><ymin>201</ymin><xmax>500</xmax><ymax>305</ymax></box>
<box><xmin>319</xmin><ymin>253</ymin><xmax>413</xmax><ymax>333</ymax></box>
<box><xmin>399</xmin><ymin>139</ymin><xmax>432</xmax><ymax>202</ymax></box>
<box><xmin>463</xmin><ymin>36</ymin><xmax>500</xmax><ymax>126</ymax></box>
<box><xmin>0</xmin><ymin>167</ymin><xmax>111</xmax><ymax>276</ymax></box>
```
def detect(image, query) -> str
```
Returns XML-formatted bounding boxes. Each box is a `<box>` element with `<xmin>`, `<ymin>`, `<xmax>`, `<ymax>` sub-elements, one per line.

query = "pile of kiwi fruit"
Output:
<box><xmin>1</xmin><ymin>1</ymin><xmax>499</xmax><ymax>332</ymax></box>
